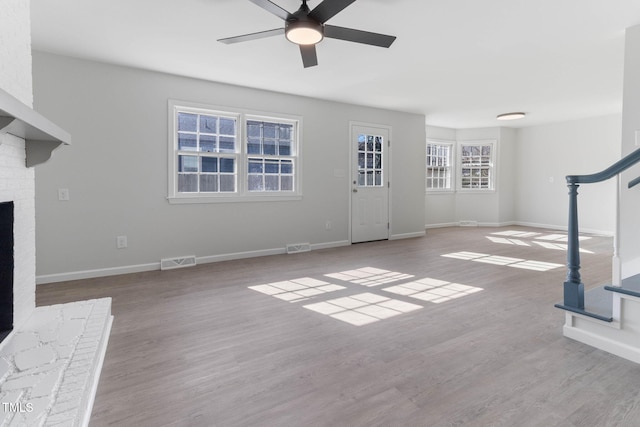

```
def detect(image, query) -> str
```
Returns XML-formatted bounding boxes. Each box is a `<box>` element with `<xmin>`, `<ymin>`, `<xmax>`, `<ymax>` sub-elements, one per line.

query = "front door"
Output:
<box><xmin>351</xmin><ymin>124</ymin><xmax>390</xmax><ymax>243</ymax></box>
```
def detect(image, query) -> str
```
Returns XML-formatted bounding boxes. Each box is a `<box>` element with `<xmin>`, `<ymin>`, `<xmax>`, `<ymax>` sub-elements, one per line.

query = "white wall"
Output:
<box><xmin>425</xmin><ymin>116</ymin><xmax>621</xmax><ymax>234</ymax></box>
<box><xmin>620</xmin><ymin>24</ymin><xmax>640</xmax><ymax>278</ymax></box>
<box><xmin>515</xmin><ymin>115</ymin><xmax>621</xmax><ymax>234</ymax></box>
<box><xmin>0</xmin><ymin>0</ymin><xmax>36</xmax><ymax>327</ymax></box>
<box><xmin>498</xmin><ymin>127</ymin><xmax>517</xmax><ymax>224</ymax></box>
<box><xmin>32</xmin><ymin>52</ymin><xmax>426</xmax><ymax>281</ymax></box>
<box><xmin>425</xmin><ymin>126</ymin><xmax>516</xmax><ymax>227</ymax></box>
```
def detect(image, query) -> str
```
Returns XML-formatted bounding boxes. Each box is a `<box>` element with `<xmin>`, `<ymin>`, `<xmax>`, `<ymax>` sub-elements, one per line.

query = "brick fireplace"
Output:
<box><xmin>0</xmin><ymin>1</ymin><xmax>112</xmax><ymax>425</ymax></box>
<box><xmin>0</xmin><ymin>0</ymin><xmax>37</xmax><ymax>342</ymax></box>
<box><xmin>0</xmin><ymin>132</ymin><xmax>36</xmax><ymax>341</ymax></box>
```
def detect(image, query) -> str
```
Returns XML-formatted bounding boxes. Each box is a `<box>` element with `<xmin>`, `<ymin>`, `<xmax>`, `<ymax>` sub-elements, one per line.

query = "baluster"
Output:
<box><xmin>563</xmin><ymin>182</ymin><xmax>584</xmax><ymax>309</ymax></box>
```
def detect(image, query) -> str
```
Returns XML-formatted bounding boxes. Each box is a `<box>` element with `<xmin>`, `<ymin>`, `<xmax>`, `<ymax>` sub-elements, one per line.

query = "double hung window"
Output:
<box><xmin>247</xmin><ymin>120</ymin><xmax>295</xmax><ymax>192</ymax></box>
<box><xmin>168</xmin><ymin>102</ymin><xmax>300</xmax><ymax>202</ymax></box>
<box><xmin>425</xmin><ymin>139</ymin><xmax>496</xmax><ymax>192</ymax></box>
<box><xmin>458</xmin><ymin>141</ymin><xmax>495</xmax><ymax>190</ymax></box>
<box><xmin>176</xmin><ymin>111</ymin><xmax>238</xmax><ymax>193</ymax></box>
<box><xmin>426</xmin><ymin>141</ymin><xmax>453</xmax><ymax>191</ymax></box>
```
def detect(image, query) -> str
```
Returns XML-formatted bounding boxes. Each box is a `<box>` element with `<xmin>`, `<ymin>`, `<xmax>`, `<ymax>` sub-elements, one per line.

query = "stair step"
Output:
<box><xmin>555</xmin><ymin>285</ymin><xmax>613</xmax><ymax>322</ymax></box>
<box><xmin>605</xmin><ymin>273</ymin><xmax>640</xmax><ymax>298</ymax></box>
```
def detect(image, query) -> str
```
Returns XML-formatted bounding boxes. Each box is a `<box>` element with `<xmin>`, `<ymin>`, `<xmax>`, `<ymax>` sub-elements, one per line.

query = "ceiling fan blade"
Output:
<box><xmin>324</xmin><ymin>25</ymin><xmax>396</xmax><ymax>48</ymax></box>
<box><xmin>309</xmin><ymin>0</ymin><xmax>356</xmax><ymax>23</ymax></box>
<box><xmin>218</xmin><ymin>28</ymin><xmax>284</xmax><ymax>44</ymax></box>
<box><xmin>248</xmin><ymin>0</ymin><xmax>291</xmax><ymax>20</ymax></box>
<box><xmin>300</xmin><ymin>44</ymin><xmax>318</xmax><ymax>68</ymax></box>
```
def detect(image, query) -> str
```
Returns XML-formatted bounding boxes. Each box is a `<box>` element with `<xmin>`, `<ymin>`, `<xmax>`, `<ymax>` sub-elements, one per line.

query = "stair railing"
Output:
<box><xmin>556</xmin><ymin>148</ymin><xmax>640</xmax><ymax>320</ymax></box>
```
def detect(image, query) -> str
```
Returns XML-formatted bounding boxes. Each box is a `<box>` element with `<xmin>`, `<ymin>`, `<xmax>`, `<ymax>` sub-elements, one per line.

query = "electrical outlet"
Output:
<box><xmin>58</xmin><ymin>188</ymin><xmax>69</xmax><ymax>201</ymax></box>
<box><xmin>635</xmin><ymin>130</ymin><xmax>640</xmax><ymax>146</ymax></box>
<box><xmin>116</xmin><ymin>236</ymin><xmax>128</xmax><ymax>249</ymax></box>
<box><xmin>325</xmin><ymin>220</ymin><xmax>332</xmax><ymax>230</ymax></box>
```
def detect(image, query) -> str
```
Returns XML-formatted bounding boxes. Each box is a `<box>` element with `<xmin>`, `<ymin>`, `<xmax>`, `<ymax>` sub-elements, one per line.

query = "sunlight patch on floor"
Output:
<box><xmin>440</xmin><ymin>251</ymin><xmax>488</xmax><ymax>260</ymax></box>
<box><xmin>535</xmin><ymin>233</ymin><xmax>591</xmax><ymax>242</ymax></box>
<box><xmin>249</xmin><ymin>278</ymin><xmax>346</xmax><ymax>303</ymax></box>
<box><xmin>490</xmin><ymin>230</ymin><xmax>592</xmax><ymax>243</ymax></box>
<box><xmin>491</xmin><ymin>230</ymin><xmax>541</xmax><ymax>238</ymax></box>
<box><xmin>325</xmin><ymin>267</ymin><xmax>414</xmax><ymax>287</ymax></box>
<box><xmin>383</xmin><ymin>277</ymin><xmax>483</xmax><ymax>303</ymax></box>
<box><xmin>532</xmin><ymin>241</ymin><xmax>594</xmax><ymax>254</ymax></box>
<box><xmin>486</xmin><ymin>236</ymin><xmax>530</xmax><ymax>246</ymax></box>
<box><xmin>474</xmin><ymin>255</ymin><xmax>525</xmax><ymax>265</ymax></box>
<box><xmin>303</xmin><ymin>293</ymin><xmax>422</xmax><ymax>326</ymax></box>
<box><xmin>508</xmin><ymin>260</ymin><xmax>566</xmax><ymax>271</ymax></box>
<box><xmin>442</xmin><ymin>252</ymin><xmax>563</xmax><ymax>271</ymax></box>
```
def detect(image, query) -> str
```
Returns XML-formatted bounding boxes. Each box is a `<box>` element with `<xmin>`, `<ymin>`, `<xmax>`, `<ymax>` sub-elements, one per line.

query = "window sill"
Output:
<box><xmin>425</xmin><ymin>190</ymin><xmax>455</xmax><ymax>195</ymax></box>
<box><xmin>167</xmin><ymin>194</ymin><xmax>303</xmax><ymax>204</ymax></box>
<box><xmin>456</xmin><ymin>189</ymin><xmax>496</xmax><ymax>194</ymax></box>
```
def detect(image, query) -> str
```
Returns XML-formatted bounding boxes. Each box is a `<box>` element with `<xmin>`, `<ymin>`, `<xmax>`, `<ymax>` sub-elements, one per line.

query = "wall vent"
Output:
<box><xmin>459</xmin><ymin>220</ymin><xmax>478</xmax><ymax>227</ymax></box>
<box><xmin>286</xmin><ymin>243</ymin><xmax>311</xmax><ymax>254</ymax></box>
<box><xmin>160</xmin><ymin>255</ymin><xmax>196</xmax><ymax>271</ymax></box>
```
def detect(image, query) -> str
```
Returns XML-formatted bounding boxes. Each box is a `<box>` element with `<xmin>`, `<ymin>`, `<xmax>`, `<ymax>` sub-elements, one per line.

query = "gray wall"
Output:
<box><xmin>33</xmin><ymin>52</ymin><xmax>426</xmax><ymax>281</ymax></box>
<box><xmin>425</xmin><ymin>126</ymin><xmax>517</xmax><ymax>228</ymax></box>
<box><xmin>425</xmin><ymin>115</ymin><xmax>621</xmax><ymax>234</ymax></box>
<box><xmin>515</xmin><ymin>115</ymin><xmax>620</xmax><ymax>234</ymax></box>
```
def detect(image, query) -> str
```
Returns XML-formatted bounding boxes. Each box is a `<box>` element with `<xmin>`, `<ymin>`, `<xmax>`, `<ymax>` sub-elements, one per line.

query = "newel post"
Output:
<box><xmin>563</xmin><ymin>182</ymin><xmax>584</xmax><ymax>309</ymax></box>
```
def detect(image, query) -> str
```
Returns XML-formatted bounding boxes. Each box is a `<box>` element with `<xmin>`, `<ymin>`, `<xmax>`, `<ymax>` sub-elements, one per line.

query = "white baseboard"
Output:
<box><xmin>36</xmin><ymin>240</ymin><xmax>352</xmax><ymax>284</ymax></box>
<box><xmin>36</xmin><ymin>262</ymin><xmax>160</xmax><ymax>284</ymax></box>
<box><xmin>197</xmin><ymin>247</ymin><xmax>285</xmax><ymax>264</ymax></box>
<box><xmin>311</xmin><ymin>240</ymin><xmax>350</xmax><ymax>250</ymax></box>
<box><xmin>390</xmin><ymin>231</ymin><xmax>426</xmax><ymax>240</ymax></box>
<box><xmin>425</xmin><ymin>221</ymin><xmax>516</xmax><ymax>229</ymax></box>
<box><xmin>477</xmin><ymin>221</ymin><xmax>516</xmax><ymax>227</ymax></box>
<box><xmin>425</xmin><ymin>222</ymin><xmax>458</xmax><ymax>229</ymax></box>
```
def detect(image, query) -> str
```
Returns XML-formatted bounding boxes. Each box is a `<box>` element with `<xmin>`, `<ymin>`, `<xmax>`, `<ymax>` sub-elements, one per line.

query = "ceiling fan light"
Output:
<box><xmin>286</xmin><ymin>21</ymin><xmax>323</xmax><ymax>45</ymax></box>
<box><xmin>497</xmin><ymin>112</ymin><xmax>526</xmax><ymax>121</ymax></box>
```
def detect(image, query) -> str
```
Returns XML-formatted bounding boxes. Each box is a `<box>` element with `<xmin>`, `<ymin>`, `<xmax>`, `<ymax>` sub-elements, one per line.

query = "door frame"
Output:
<box><xmin>348</xmin><ymin>121</ymin><xmax>392</xmax><ymax>244</ymax></box>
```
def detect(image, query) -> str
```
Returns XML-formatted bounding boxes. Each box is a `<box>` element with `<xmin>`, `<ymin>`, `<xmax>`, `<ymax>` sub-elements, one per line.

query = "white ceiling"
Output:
<box><xmin>30</xmin><ymin>0</ymin><xmax>640</xmax><ymax>129</ymax></box>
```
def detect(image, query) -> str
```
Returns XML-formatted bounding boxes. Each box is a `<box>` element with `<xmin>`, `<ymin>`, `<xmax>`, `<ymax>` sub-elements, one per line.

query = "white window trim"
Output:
<box><xmin>167</xmin><ymin>100</ymin><xmax>303</xmax><ymax>204</ymax></box>
<box><xmin>426</xmin><ymin>138</ymin><xmax>455</xmax><ymax>194</ymax></box>
<box><xmin>456</xmin><ymin>139</ymin><xmax>497</xmax><ymax>192</ymax></box>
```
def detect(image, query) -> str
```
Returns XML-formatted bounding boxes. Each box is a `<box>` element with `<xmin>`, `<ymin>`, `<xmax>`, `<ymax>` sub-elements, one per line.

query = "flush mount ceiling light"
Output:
<box><xmin>286</xmin><ymin>17</ymin><xmax>324</xmax><ymax>45</ymax></box>
<box><xmin>497</xmin><ymin>112</ymin><xmax>526</xmax><ymax>121</ymax></box>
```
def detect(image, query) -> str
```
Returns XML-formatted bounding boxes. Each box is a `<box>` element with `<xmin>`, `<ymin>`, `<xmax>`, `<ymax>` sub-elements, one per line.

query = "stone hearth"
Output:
<box><xmin>0</xmin><ymin>298</ymin><xmax>112</xmax><ymax>426</ymax></box>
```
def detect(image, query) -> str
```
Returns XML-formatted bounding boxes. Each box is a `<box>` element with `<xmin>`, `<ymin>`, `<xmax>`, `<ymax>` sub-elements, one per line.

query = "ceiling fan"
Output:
<box><xmin>218</xmin><ymin>0</ymin><xmax>397</xmax><ymax>68</ymax></box>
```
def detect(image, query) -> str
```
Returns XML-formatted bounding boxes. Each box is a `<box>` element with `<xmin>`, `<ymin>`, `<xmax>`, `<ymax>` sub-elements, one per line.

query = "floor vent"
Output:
<box><xmin>160</xmin><ymin>255</ymin><xmax>196</xmax><ymax>270</ymax></box>
<box><xmin>459</xmin><ymin>220</ymin><xmax>478</xmax><ymax>227</ymax></box>
<box><xmin>286</xmin><ymin>243</ymin><xmax>311</xmax><ymax>254</ymax></box>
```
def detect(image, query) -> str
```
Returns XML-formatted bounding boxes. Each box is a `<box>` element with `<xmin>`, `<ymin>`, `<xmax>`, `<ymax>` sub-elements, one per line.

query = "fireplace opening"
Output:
<box><xmin>0</xmin><ymin>201</ymin><xmax>14</xmax><ymax>344</ymax></box>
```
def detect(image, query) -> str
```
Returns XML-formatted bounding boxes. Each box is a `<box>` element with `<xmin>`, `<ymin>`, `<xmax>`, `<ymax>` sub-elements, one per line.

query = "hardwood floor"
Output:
<box><xmin>36</xmin><ymin>226</ymin><xmax>640</xmax><ymax>426</ymax></box>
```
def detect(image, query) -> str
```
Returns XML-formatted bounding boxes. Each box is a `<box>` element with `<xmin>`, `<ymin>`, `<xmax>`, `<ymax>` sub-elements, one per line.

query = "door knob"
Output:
<box><xmin>353</xmin><ymin>188</ymin><xmax>358</xmax><ymax>193</ymax></box>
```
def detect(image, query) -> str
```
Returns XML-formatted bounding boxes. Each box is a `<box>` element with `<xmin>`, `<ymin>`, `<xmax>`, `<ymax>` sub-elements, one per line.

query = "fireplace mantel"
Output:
<box><xmin>0</xmin><ymin>87</ymin><xmax>71</xmax><ymax>167</ymax></box>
